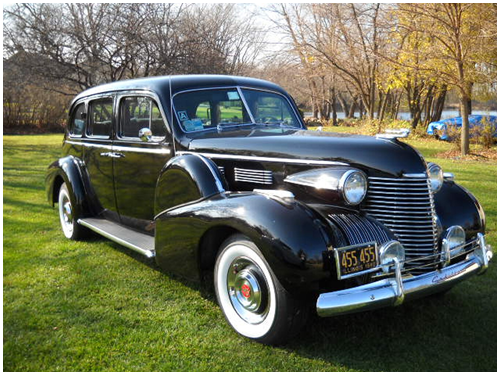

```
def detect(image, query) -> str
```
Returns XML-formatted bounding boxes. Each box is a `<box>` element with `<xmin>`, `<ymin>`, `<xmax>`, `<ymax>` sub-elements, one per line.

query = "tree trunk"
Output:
<box><xmin>338</xmin><ymin>93</ymin><xmax>349</xmax><ymax>117</ymax></box>
<box><xmin>348</xmin><ymin>98</ymin><xmax>357</xmax><ymax>118</ymax></box>
<box><xmin>330</xmin><ymin>87</ymin><xmax>337</xmax><ymax>126</ymax></box>
<box><xmin>460</xmin><ymin>94</ymin><xmax>470</xmax><ymax>156</ymax></box>
<box><xmin>467</xmin><ymin>82</ymin><xmax>473</xmax><ymax>115</ymax></box>
<box><xmin>393</xmin><ymin>91</ymin><xmax>402</xmax><ymax>120</ymax></box>
<box><xmin>431</xmin><ymin>85</ymin><xmax>447</xmax><ymax>122</ymax></box>
<box><xmin>378</xmin><ymin>90</ymin><xmax>389</xmax><ymax>122</ymax></box>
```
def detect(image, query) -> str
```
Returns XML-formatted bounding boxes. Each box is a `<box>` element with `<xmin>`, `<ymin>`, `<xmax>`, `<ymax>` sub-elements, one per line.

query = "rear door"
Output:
<box><xmin>113</xmin><ymin>93</ymin><xmax>172</xmax><ymax>232</ymax></box>
<box><xmin>83</xmin><ymin>96</ymin><xmax>117</xmax><ymax>218</ymax></box>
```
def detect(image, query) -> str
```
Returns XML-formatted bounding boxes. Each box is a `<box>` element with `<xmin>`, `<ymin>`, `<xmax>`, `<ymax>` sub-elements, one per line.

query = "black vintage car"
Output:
<box><xmin>46</xmin><ymin>75</ymin><xmax>492</xmax><ymax>344</ymax></box>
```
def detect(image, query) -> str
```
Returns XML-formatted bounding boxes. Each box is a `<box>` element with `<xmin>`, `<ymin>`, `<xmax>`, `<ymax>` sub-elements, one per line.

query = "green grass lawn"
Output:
<box><xmin>3</xmin><ymin>133</ymin><xmax>497</xmax><ymax>371</ymax></box>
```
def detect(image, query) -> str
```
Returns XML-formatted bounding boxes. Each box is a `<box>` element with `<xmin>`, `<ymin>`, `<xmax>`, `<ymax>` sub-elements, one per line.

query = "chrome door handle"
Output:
<box><xmin>100</xmin><ymin>152</ymin><xmax>125</xmax><ymax>158</ymax></box>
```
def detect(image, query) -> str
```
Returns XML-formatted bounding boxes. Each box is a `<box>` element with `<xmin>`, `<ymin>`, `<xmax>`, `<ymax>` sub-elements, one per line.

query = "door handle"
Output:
<box><xmin>100</xmin><ymin>152</ymin><xmax>125</xmax><ymax>158</ymax></box>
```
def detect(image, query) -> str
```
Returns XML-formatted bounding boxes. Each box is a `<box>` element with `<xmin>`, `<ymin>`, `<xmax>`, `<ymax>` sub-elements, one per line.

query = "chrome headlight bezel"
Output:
<box><xmin>284</xmin><ymin>167</ymin><xmax>368</xmax><ymax>206</ymax></box>
<box><xmin>339</xmin><ymin>170</ymin><xmax>368</xmax><ymax>205</ymax></box>
<box><xmin>428</xmin><ymin>162</ymin><xmax>443</xmax><ymax>193</ymax></box>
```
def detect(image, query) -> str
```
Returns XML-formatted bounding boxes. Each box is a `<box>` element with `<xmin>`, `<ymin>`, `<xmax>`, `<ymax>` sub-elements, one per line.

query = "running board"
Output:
<box><xmin>78</xmin><ymin>218</ymin><xmax>155</xmax><ymax>258</ymax></box>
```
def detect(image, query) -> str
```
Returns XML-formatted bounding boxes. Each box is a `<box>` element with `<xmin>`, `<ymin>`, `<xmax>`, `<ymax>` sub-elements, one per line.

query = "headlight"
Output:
<box><xmin>428</xmin><ymin>162</ymin><xmax>443</xmax><ymax>193</ymax></box>
<box><xmin>445</xmin><ymin>225</ymin><xmax>465</xmax><ymax>250</ymax></box>
<box><xmin>284</xmin><ymin>168</ymin><xmax>368</xmax><ymax>205</ymax></box>
<box><xmin>379</xmin><ymin>241</ymin><xmax>405</xmax><ymax>273</ymax></box>
<box><xmin>340</xmin><ymin>170</ymin><xmax>367</xmax><ymax>205</ymax></box>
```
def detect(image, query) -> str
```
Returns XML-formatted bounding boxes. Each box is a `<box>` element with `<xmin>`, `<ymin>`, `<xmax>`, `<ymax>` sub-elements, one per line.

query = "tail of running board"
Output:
<box><xmin>78</xmin><ymin>218</ymin><xmax>155</xmax><ymax>258</ymax></box>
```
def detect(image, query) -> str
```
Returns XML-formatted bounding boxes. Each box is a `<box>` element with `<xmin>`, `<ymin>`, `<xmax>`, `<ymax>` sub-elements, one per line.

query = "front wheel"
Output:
<box><xmin>214</xmin><ymin>234</ymin><xmax>308</xmax><ymax>345</ymax></box>
<box><xmin>58</xmin><ymin>182</ymin><xmax>89</xmax><ymax>240</ymax></box>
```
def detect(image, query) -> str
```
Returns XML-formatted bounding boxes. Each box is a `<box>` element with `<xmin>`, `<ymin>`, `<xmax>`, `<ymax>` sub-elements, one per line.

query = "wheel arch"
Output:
<box><xmin>198</xmin><ymin>225</ymin><xmax>239</xmax><ymax>276</ymax></box>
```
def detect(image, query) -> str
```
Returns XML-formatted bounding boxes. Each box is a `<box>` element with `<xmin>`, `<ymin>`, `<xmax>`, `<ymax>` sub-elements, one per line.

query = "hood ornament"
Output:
<box><xmin>376</xmin><ymin>128</ymin><xmax>410</xmax><ymax>139</ymax></box>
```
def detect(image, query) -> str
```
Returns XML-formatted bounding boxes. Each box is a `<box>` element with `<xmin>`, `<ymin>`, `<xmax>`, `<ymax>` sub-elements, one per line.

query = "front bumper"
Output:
<box><xmin>317</xmin><ymin>233</ymin><xmax>493</xmax><ymax>317</ymax></box>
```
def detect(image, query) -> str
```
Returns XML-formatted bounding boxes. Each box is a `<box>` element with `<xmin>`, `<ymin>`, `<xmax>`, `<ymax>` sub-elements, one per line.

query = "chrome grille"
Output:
<box><xmin>362</xmin><ymin>176</ymin><xmax>439</xmax><ymax>273</ymax></box>
<box><xmin>328</xmin><ymin>214</ymin><xmax>391</xmax><ymax>246</ymax></box>
<box><xmin>234</xmin><ymin>168</ymin><xmax>273</xmax><ymax>185</ymax></box>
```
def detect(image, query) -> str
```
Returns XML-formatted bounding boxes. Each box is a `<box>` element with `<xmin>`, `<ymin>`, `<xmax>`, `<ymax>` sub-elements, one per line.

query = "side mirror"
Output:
<box><xmin>139</xmin><ymin>128</ymin><xmax>152</xmax><ymax>142</ymax></box>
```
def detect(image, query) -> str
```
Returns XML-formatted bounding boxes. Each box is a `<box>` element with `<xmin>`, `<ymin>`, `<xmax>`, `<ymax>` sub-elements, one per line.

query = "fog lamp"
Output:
<box><xmin>445</xmin><ymin>225</ymin><xmax>466</xmax><ymax>250</ymax></box>
<box><xmin>379</xmin><ymin>241</ymin><xmax>405</xmax><ymax>273</ymax></box>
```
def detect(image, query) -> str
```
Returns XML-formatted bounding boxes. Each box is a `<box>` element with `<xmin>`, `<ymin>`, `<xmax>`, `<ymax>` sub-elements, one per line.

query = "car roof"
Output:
<box><xmin>71</xmin><ymin>75</ymin><xmax>288</xmax><ymax>108</ymax></box>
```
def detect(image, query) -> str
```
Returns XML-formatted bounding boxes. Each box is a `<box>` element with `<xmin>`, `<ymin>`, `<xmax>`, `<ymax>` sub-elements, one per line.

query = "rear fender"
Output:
<box><xmin>45</xmin><ymin>155</ymin><xmax>93</xmax><ymax>217</ymax></box>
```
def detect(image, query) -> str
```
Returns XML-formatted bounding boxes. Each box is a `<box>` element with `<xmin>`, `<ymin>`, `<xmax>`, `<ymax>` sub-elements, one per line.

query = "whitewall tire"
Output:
<box><xmin>214</xmin><ymin>234</ymin><xmax>308</xmax><ymax>345</ymax></box>
<box><xmin>58</xmin><ymin>183</ymin><xmax>88</xmax><ymax>240</ymax></box>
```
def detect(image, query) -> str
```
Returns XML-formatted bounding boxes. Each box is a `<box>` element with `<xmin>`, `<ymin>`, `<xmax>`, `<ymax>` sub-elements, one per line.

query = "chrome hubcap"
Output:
<box><xmin>63</xmin><ymin>201</ymin><xmax>73</xmax><ymax>224</ymax></box>
<box><xmin>227</xmin><ymin>257</ymin><xmax>269</xmax><ymax>324</ymax></box>
<box><xmin>59</xmin><ymin>190</ymin><xmax>74</xmax><ymax>237</ymax></box>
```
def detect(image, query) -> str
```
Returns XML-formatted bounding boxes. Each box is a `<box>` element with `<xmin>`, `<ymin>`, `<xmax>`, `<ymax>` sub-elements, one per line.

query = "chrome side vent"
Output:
<box><xmin>362</xmin><ymin>176</ymin><xmax>439</xmax><ymax>274</ymax></box>
<box><xmin>234</xmin><ymin>168</ymin><xmax>273</xmax><ymax>185</ymax></box>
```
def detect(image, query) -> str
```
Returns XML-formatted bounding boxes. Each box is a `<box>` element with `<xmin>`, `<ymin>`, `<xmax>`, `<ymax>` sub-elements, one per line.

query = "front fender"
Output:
<box><xmin>434</xmin><ymin>181</ymin><xmax>486</xmax><ymax>239</ymax></box>
<box><xmin>154</xmin><ymin>192</ymin><xmax>333</xmax><ymax>296</ymax></box>
<box><xmin>154</xmin><ymin>153</ymin><xmax>228</xmax><ymax>216</ymax></box>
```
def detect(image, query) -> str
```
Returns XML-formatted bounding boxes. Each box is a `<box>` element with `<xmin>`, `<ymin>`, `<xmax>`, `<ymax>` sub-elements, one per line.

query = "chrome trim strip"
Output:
<box><xmin>401</xmin><ymin>173</ymin><xmax>428</xmax><ymax>178</ymax></box>
<box><xmin>177</xmin><ymin>151</ymin><xmax>349</xmax><ymax>166</ymax></box>
<box><xmin>77</xmin><ymin>219</ymin><xmax>155</xmax><ymax>258</ymax></box>
<box><xmin>253</xmin><ymin>189</ymin><xmax>295</xmax><ymax>200</ymax></box>
<box><xmin>65</xmin><ymin>140</ymin><xmax>171</xmax><ymax>155</ymax></box>
<box><xmin>317</xmin><ymin>235</ymin><xmax>491</xmax><ymax>317</ymax></box>
<box><xmin>113</xmin><ymin>145</ymin><xmax>171</xmax><ymax>155</ymax></box>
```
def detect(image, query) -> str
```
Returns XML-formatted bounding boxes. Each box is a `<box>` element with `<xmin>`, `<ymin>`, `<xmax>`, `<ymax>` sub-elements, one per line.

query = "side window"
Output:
<box><xmin>195</xmin><ymin>101</ymin><xmax>211</xmax><ymax>126</ymax></box>
<box><xmin>87</xmin><ymin>98</ymin><xmax>113</xmax><ymax>138</ymax></box>
<box><xmin>218</xmin><ymin>99</ymin><xmax>245</xmax><ymax>125</ymax></box>
<box><xmin>69</xmin><ymin>103</ymin><xmax>85</xmax><ymax>137</ymax></box>
<box><xmin>120</xmin><ymin>96</ymin><xmax>167</xmax><ymax>140</ymax></box>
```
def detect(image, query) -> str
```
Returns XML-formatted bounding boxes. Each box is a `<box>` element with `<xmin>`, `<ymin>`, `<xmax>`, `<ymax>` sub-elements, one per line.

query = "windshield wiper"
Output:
<box><xmin>216</xmin><ymin>122</ymin><xmax>254</xmax><ymax>131</ymax></box>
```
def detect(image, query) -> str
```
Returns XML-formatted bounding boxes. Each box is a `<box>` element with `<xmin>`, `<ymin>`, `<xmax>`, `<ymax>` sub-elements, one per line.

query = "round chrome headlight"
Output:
<box><xmin>379</xmin><ymin>241</ymin><xmax>405</xmax><ymax>273</ymax></box>
<box><xmin>340</xmin><ymin>170</ymin><xmax>367</xmax><ymax>205</ymax></box>
<box><xmin>445</xmin><ymin>225</ymin><xmax>466</xmax><ymax>249</ymax></box>
<box><xmin>428</xmin><ymin>162</ymin><xmax>443</xmax><ymax>193</ymax></box>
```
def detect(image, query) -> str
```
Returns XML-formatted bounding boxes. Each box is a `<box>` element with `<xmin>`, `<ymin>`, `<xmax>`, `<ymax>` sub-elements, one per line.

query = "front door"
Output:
<box><xmin>113</xmin><ymin>94</ymin><xmax>172</xmax><ymax>232</ymax></box>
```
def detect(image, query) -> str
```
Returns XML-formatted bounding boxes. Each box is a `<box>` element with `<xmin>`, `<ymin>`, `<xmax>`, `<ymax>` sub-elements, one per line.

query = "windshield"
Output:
<box><xmin>173</xmin><ymin>88</ymin><xmax>301</xmax><ymax>132</ymax></box>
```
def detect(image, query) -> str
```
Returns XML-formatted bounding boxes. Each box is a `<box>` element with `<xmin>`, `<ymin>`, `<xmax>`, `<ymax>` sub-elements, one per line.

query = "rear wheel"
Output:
<box><xmin>58</xmin><ymin>183</ymin><xmax>88</xmax><ymax>240</ymax></box>
<box><xmin>214</xmin><ymin>234</ymin><xmax>308</xmax><ymax>345</ymax></box>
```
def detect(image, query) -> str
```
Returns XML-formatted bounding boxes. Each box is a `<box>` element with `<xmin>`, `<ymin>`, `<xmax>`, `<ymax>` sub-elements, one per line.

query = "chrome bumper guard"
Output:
<box><xmin>317</xmin><ymin>233</ymin><xmax>493</xmax><ymax>317</ymax></box>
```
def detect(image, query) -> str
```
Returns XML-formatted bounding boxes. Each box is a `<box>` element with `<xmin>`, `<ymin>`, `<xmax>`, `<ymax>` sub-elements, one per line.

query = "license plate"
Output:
<box><xmin>334</xmin><ymin>242</ymin><xmax>379</xmax><ymax>279</ymax></box>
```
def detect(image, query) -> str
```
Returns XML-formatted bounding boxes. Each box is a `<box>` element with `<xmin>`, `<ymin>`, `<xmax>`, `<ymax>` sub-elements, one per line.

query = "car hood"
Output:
<box><xmin>186</xmin><ymin>128</ymin><xmax>427</xmax><ymax>176</ymax></box>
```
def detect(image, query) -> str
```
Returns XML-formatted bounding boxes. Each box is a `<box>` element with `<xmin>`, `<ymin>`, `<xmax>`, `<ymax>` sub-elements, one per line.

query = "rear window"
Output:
<box><xmin>87</xmin><ymin>98</ymin><xmax>113</xmax><ymax>138</ymax></box>
<box><xmin>69</xmin><ymin>103</ymin><xmax>85</xmax><ymax>137</ymax></box>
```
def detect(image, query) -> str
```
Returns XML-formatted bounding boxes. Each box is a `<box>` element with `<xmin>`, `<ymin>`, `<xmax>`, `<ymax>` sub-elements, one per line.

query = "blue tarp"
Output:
<box><xmin>427</xmin><ymin>115</ymin><xmax>497</xmax><ymax>140</ymax></box>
